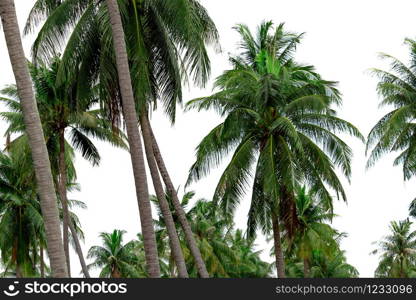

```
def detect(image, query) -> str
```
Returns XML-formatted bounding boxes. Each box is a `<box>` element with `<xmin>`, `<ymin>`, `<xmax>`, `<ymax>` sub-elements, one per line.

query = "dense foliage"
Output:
<box><xmin>1</xmin><ymin>0</ymin><xmax>415</xmax><ymax>279</ymax></box>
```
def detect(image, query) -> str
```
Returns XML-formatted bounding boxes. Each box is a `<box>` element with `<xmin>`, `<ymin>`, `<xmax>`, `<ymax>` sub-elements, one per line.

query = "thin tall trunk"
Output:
<box><xmin>58</xmin><ymin>130</ymin><xmax>71</xmax><ymax>276</ymax></box>
<box><xmin>303</xmin><ymin>258</ymin><xmax>310</xmax><ymax>278</ymax></box>
<box><xmin>141</xmin><ymin>114</ymin><xmax>188</xmax><ymax>278</ymax></box>
<box><xmin>105</xmin><ymin>0</ymin><xmax>160</xmax><ymax>277</ymax></box>
<box><xmin>272</xmin><ymin>212</ymin><xmax>286</xmax><ymax>278</ymax></box>
<box><xmin>57</xmin><ymin>131</ymin><xmax>91</xmax><ymax>278</ymax></box>
<box><xmin>40</xmin><ymin>245</ymin><xmax>45</xmax><ymax>278</ymax></box>
<box><xmin>68</xmin><ymin>220</ymin><xmax>90</xmax><ymax>278</ymax></box>
<box><xmin>12</xmin><ymin>239</ymin><xmax>22</xmax><ymax>278</ymax></box>
<box><xmin>148</xmin><ymin>124</ymin><xmax>209</xmax><ymax>278</ymax></box>
<box><xmin>0</xmin><ymin>0</ymin><xmax>67</xmax><ymax>278</ymax></box>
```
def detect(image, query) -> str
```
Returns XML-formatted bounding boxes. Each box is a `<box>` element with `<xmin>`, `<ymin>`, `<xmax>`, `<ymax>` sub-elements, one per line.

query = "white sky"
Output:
<box><xmin>1</xmin><ymin>0</ymin><xmax>416</xmax><ymax>277</ymax></box>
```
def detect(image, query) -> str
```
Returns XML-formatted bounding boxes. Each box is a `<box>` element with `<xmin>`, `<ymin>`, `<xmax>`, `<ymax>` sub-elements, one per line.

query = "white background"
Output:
<box><xmin>1</xmin><ymin>0</ymin><xmax>416</xmax><ymax>277</ymax></box>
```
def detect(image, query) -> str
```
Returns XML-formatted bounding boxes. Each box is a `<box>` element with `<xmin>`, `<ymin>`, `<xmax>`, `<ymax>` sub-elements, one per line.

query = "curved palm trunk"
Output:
<box><xmin>105</xmin><ymin>0</ymin><xmax>160</xmax><ymax>277</ymax></box>
<box><xmin>58</xmin><ymin>131</ymin><xmax>90</xmax><ymax>278</ymax></box>
<box><xmin>141</xmin><ymin>115</ymin><xmax>188</xmax><ymax>278</ymax></box>
<box><xmin>272</xmin><ymin>212</ymin><xmax>286</xmax><ymax>278</ymax></box>
<box><xmin>0</xmin><ymin>0</ymin><xmax>67</xmax><ymax>278</ymax></box>
<box><xmin>148</xmin><ymin>124</ymin><xmax>209</xmax><ymax>278</ymax></box>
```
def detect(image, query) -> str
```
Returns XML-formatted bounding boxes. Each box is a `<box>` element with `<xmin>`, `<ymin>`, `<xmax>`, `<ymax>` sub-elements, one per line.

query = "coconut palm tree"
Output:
<box><xmin>285</xmin><ymin>248</ymin><xmax>358</xmax><ymax>278</ymax></box>
<box><xmin>25</xmin><ymin>0</ymin><xmax>218</xmax><ymax>277</ymax></box>
<box><xmin>130</xmin><ymin>232</ymin><xmax>172</xmax><ymax>278</ymax></box>
<box><xmin>141</xmin><ymin>116</ymin><xmax>188</xmax><ymax>277</ymax></box>
<box><xmin>0</xmin><ymin>0</ymin><xmax>67</xmax><ymax>277</ymax></box>
<box><xmin>226</xmin><ymin>229</ymin><xmax>273</xmax><ymax>278</ymax></box>
<box><xmin>151</xmin><ymin>191</ymin><xmax>233</xmax><ymax>277</ymax></box>
<box><xmin>0</xmin><ymin>139</ymin><xmax>89</xmax><ymax>278</ymax></box>
<box><xmin>367</xmin><ymin>39</ymin><xmax>416</xmax><ymax>229</ymax></box>
<box><xmin>1</xmin><ymin>58</ymin><xmax>126</xmax><ymax>277</ymax></box>
<box><xmin>372</xmin><ymin>219</ymin><xmax>416</xmax><ymax>278</ymax></box>
<box><xmin>186</xmin><ymin>198</ymin><xmax>274</xmax><ymax>277</ymax></box>
<box><xmin>311</xmin><ymin>249</ymin><xmax>358</xmax><ymax>278</ymax></box>
<box><xmin>285</xmin><ymin>186</ymin><xmax>338</xmax><ymax>277</ymax></box>
<box><xmin>87</xmin><ymin>230</ymin><xmax>140</xmax><ymax>278</ymax></box>
<box><xmin>0</xmin><ymin>150</ymin><xmax>44</xmax><ymax>277</ymax></box>
<box><xmin>184</xmin><ymin>198</ymin><xmax>241</xmax><ymax>277</ymax></box>
<box><xmin>104</xmin><ymin>0</ymin><xmax>161</xmax><ymax>277</ymax></box>
<box><xmin>367</xmin><ymin>39</ymin><xmax>416</xmax><ymax>179</ymax></box>
<box><xmin>187</xmin><ymin>22</ymin><xmax>363</xmax><ymax>278</ymax></box>
<box><xmin>151</xmin><ymin>190</ymin><xmax>272</xmax><ymax>277</ymax></box>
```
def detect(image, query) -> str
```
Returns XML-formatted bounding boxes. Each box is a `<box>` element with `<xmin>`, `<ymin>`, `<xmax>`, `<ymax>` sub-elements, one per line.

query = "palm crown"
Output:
<box><xmin>87</xmin><ymin>230</ymin><xmax>141</xmax><ymax>278</ymax></box>
<box><xmin>372</xmin><ymin>219</ymin><xmax>416</xmax><ymax>278</ymax></box>
<box><xmin>367</xmin><ymin>39</ymin><xmax>416</xmax><ymax>180</ymax></box>
<box><xmin>187</xmin><ymin>22</ymin><xmax>363</xmax><ymax>236</ymax></box>
<box><xmin>0</xmin><ymin>58</ymin><xmax>125</xmax><ymax>168</ymax></box>
<box><xmin>25</xmin><ymin>0</ymin><xmax>219</xmax><ymax>123</ymax></box>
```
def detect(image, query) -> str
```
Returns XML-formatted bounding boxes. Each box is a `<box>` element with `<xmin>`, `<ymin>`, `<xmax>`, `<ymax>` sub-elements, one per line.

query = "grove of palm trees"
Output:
<box><xmin>1</xmin><ymin>0</ymin><xmax>416</xmax><ymax>280</ymax></box>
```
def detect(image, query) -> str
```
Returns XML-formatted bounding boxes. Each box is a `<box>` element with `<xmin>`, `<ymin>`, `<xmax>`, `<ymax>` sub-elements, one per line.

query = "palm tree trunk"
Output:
<box><xmin>148</xmin><ymin>123</ymin><xmax>209</xmax><ymax>278</ymax></box>
<box><xmin>40</xmin><ymin>245</ymin><xmax>45</xmax><ymax>278</ymax></box>
<box><xmin>111</xmin><ymin>266</ymin><xmax>121</xmax><ymax>278</ymax></box>
<box><xmin>272</xmin><ymin>212</ymin><xmax>286</xmax><ymax>278</ymax></box>
<box><xmin>0</xmin><ymin>0</ymin><xmax>67</xmax><ymax>278</ymax></box>
<box><xmin>303</xmin><ymin>258</ymin><xmax>310</xmax><ymax>278</ymax></box>
<box><xmin>400</xmin><ymin>259</ymin><xmax>406</xmax><ymax>278</ymax></box>
<box><xmin>140</xmin><ymin>114</ymin><xmax>188</xmax><ymax>278</ymax></box>
<box><xmin>58</xmin><ymin>131</ymin><xmax>71</xmax><ymax>277</ymax></box>
<box><xmin>68</xmin><ymin>221</ymin><xmax>91</xmax><ymax>278</ymax></box>
<box><xmin>12</xmin><ymin>239</ymin><xmax>22</xmax><ymax>278</ymax></box>
<box><xmin>105</xmin><ymin>0</ymin><xmax>160</xmax><ymax>277</ymax></box>
<box><xmin>58</xmin><ymin>131</ymin><xmax>91</xmax><ymax>278</ymax></box>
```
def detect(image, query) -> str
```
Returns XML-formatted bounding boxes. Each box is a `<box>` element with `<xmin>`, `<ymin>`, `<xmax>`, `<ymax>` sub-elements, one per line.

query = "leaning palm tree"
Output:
<box><xmin>104</xmin><ymin>0</ymin><xmax>160</xmax><ymax>277</ymax></box>
<box><xmin>372</xmin><ymin>219</ymin><xmax>416</xmax><ymax>278</ymax></box>
<box><xmin>187</xmin><ymin>22</ymin><xmax>363</xmax><ymax>278</ymax></box>
<box><xmin>26</xmin><ymin>0</ymin><xmax>218</xmax><ymax>278</ymax></box>
<box><xmin>87</xmin><ymin>230</ymin><xmax>140</xmax><ymax>278</ymax></box>
<box><xmin>0</xmin><ymin>0</ymin><xmax>67</xmax><ymax>277</ymax></box>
